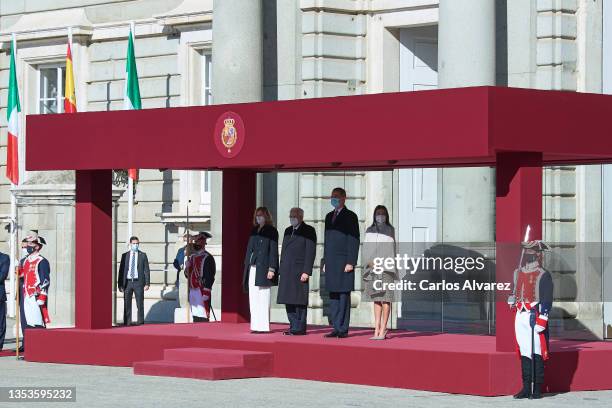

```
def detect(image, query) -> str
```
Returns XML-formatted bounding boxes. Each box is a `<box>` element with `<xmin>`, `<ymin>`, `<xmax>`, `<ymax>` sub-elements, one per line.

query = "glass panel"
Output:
<box><xmin>59</xmin><ymin>67</ymin><xmax>66</xmax><ymax>113</ymax></box>
<box><xmin>204</xmin><ymin>54</ymin><xmax>212</xmax><ymax>105</ymax></box>
<box><xmin>38</xmin><ymin>66</ymin><xmax>65</xmax><ymax>114</ymax></box>
<box><xmin>265</xmin><ymin>169</ymin><xmax>497</xmax><ymax>335</ymax></box>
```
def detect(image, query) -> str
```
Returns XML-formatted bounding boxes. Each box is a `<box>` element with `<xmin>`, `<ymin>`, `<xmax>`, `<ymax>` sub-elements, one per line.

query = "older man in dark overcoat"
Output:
<box><xmin>323</xmin><ymin>187</ymin><xmax>360</xmax><ymax>338</ymax></box>
<box><xmin>277</xmin><ymin>207</ymin><xmax>317</xmax><ymax>335</ymax></box>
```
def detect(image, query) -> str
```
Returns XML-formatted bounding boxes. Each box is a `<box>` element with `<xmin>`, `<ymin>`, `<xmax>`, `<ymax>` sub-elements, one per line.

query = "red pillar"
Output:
<box><xmin>495</xmin><ymin>152</ymin><xmax>542</xmax><ymax>351</ymax></box>
<box><xmin>221</xmin><ymin>170</ymin><xmax>256</xmax><ymax>323</ymax></box>
<box><xmin>75</xmin><ymin>170</ymin><xmax>112</xmax><ymax>329</ymax></box>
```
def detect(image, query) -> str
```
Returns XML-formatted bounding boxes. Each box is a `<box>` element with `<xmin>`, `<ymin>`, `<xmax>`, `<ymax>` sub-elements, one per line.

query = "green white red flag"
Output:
<box><xmin>6</xmin><ymin>38</ymin><xmax>20</xmax><ymax>185</ymax></box>
<box><xmin>124</xmin><ymin>25</ymin><xmax>141</xmax><ymax>181</ymax></box>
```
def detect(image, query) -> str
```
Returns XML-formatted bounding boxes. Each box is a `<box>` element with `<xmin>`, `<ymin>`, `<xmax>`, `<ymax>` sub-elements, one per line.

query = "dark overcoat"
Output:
<box><xmin>243</xmin><ymin>224</ymin><xmax>279</xmax><ymax>292</ymax></box>
<box><xmin>324</xmin><ymin>207</ymin><xmax>360</xmax><ymax>293</ymax></box>
<box><xmin>277</xmin><ymin>223</ymin><xmax>317</xmax><ymax>305</ymax></box>
<box><xmin>0</xmin><ymin>252</ymin><xmax>9</xmax><ymax>302</ymax></box>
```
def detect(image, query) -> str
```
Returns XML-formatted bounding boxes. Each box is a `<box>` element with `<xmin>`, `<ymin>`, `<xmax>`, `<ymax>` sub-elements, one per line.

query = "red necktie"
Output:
<box><xmin>332</xmin><ymin>209</ymin><xmax>339</xmax><ymax>223</ymax></box>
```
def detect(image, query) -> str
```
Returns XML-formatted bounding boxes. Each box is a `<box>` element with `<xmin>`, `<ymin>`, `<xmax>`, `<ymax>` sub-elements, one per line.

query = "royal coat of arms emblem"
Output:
<box><xmin>214</xmin><ymin>111</ymin><xmax>245</xmax><ymax>158</ymax></box>
<box><xmin>221</xmin><ymin>118</ymin><xmax>237</xmax><ymax>152</ymax></box>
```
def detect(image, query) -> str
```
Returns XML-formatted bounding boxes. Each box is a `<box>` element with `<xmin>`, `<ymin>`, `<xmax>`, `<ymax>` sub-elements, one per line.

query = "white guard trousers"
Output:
<box><xmin>515</xmin><ymin>309</ymin><xmax>543</xmax><ymax>359</ymax></box>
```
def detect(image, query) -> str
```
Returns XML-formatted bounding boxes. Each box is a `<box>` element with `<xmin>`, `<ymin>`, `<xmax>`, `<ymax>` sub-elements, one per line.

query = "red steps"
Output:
<box><xmin>133</xmin><ymin>348</ymin><xmax>273</xmax><ymax>380</ymax></box>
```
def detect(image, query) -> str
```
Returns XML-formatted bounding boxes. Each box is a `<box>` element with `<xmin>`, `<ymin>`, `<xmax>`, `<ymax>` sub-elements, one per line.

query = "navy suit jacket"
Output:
<box><xmin>0</xmin><ymin>252</ymin><xmax>10</xmax><ymax>302</ymax></box>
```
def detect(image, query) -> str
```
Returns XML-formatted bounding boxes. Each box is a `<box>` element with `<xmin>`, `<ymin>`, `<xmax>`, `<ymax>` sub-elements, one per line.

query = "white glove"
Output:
<box><xmin>534</xmin><ymin>324</ymin><xmax>546</xmax><ymax>334</ymax></box>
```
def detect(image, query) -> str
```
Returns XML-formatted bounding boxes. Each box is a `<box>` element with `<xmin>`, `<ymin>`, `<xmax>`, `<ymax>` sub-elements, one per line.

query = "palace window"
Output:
<box><xmin>38</xmin><ymin>64</ymin><xmax>66</xmax><ymax>114</ymax></box>
<box><xmin>199</xmin><ymin>51</ymin><xmax>212</xmax><ymax>208</ymax></box>
<box><xmin>201</xmin><ymin>52</ymin><xmax>213</xmax><ymax>105</ymax></box>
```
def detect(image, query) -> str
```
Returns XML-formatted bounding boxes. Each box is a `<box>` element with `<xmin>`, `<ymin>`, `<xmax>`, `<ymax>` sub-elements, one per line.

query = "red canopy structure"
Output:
<box><xmin>23</xmin><ymin>86</ymin><xmax>612</xmax><ymax>394</ymax></box>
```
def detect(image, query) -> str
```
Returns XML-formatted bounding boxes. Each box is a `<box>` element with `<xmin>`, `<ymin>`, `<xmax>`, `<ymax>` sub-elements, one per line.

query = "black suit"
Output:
<box><xmin>324</xmin><ymin>207</ymin><xmax>360</xmax><ymax>335</ymax></box>
<box><xmin>0</xmin><ymin>252</ymin><xmax>9</xmax><ymax>350</ymax></box>
<box><xmin>118</xmin><ymin>250</ymin><xmax>150</xmax><ymax>325</ymax></box>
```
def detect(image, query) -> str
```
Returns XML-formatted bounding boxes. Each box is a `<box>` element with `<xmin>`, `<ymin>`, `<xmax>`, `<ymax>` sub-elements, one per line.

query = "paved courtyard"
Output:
<box><xmin>0</xmin><ymin>353</ymin><xmax>610</xmax><ymax>408</ymax></box>
<box><xmin>2</xmin><ymin>318</ymin><xmax>611</xmax><ymax>407</ymax></box>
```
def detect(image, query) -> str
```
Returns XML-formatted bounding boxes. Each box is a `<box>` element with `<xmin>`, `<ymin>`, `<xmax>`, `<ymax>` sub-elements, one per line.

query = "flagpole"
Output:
<box><xmin>127</xmin><ymin>177</ymin><xmax>133</xmax><ymax>243</ymax></box>
<box><xmin>127</xmin><ymin>22</ymin><xmax>133</xmax><ymax>242</ymax></box>
<box><xmin>126</xmin><ymin>21</ymin><xmax>135</xmax><ymax>244</ymax></box>
<box><xmin>7</xmin><ymin>33</ymin><xmax>18</xmax><ymax>319</ymax></box>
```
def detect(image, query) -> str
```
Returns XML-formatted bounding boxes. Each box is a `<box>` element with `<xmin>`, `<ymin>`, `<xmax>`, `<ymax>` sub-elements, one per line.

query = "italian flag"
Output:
<box><xmin>64</xmin><ymin>37</ymin><xmax>77</xmax><ymax>113</ymax></box>
<box><xmin>124</xmin><ymin>25</ymin><xmax>141</xmax><ymax>180</ymax></box>
<box><xmin>6</xmin><ymin>38</ymin><xmax>20</xmax><ymax>186</ymax></box>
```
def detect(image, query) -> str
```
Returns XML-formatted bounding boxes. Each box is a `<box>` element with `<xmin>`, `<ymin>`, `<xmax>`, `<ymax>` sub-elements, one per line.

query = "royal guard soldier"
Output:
<box><xmin>19</xmin><ymin>231</ymin><xmax>51</xmax><ymax>351</ymax></box>
<box><xmin>185</xmin><ymin>232</ymin><xmax>216</xmax><ymax>322</ymax></box>
<box><xmin>508</xmin><ymin>240</ymin><xmax>553</xmax><ymax>399</ymax></box>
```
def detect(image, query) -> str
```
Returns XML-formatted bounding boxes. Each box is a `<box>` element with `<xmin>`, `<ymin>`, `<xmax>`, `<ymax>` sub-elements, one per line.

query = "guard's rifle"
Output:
<box><xmin>14</xmin><ymin>264</ymin><xmax>20</xmax><ymax>360</ymax></box>
<box><xmin>508</xmin><ymin>225</ymin><xmax>531</xmax><ymax>307</ymax></box>
<box><xmin>185</xmin><ymin>202</ymin><xmax>191</xmax><ymax>322</ymax></box>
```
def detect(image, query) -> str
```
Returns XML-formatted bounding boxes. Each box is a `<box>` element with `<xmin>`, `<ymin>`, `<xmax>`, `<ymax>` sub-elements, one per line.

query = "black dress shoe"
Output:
<box><xmin>530</xmin><ymin>387</ymin><xmax>542</xmax><ymax>399</ymax></box>
<box><xmin>292</xmin><ymin>331</ymin><xmax>307</xmax><ymax>336</ymax></box>
<box><xmin>324</xmin><ymin>331</ymin><xmax>339</xmax><ymax>338</ymax></box>
<box><xmin>337</xmin><ymin>332</ymin><xmax>349</xmax><ymax>338</ymax></box>
<box><xmin>513</xmin><ymin>387</ymin><xmax>531</xmax><ymax>399</ymax></box>
<box><xmin>283</xmin><ymin>331</ymin><xmax>294</xmax><ymax>336</ymax></box>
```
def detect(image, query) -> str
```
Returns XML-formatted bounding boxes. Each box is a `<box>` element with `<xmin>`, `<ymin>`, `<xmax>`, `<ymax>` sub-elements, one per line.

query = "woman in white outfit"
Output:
<box><xmin>362</xmin><ymin>205</ymin><xmax>398</xmax><ymax>340</ymax></box>
<box><xmin>242</xmin><ymin>207</ymin><xmax>279</xmax><ymax>333</ymax></box>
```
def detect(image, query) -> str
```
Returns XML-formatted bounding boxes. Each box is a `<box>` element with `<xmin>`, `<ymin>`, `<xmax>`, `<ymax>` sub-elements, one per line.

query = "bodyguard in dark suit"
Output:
<box><xmin>118</xmin><ymin>236</ymin><xmax>150</xmax><ymax>325</ymax></box>
<box><xmin>0</xmin><ymin>251</ymin><xmax>10</xmax><ymax>351</ymax></box>
<box><xmin>277</xmin><ymin>208</ymin><xmax>317</xmax><ymax>335</ymax></box>
<box><xmin>323</xmin><ymin>187</ymin><xmax>360</xmax><ymax>338</ymax></box>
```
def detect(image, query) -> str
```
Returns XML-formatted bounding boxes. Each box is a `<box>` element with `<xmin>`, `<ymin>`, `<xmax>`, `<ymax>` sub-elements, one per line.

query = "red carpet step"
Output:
<box><xmin>133</xmin><ymin>348</ymin><xmax>273</xmax><ymax>380</ymax></box>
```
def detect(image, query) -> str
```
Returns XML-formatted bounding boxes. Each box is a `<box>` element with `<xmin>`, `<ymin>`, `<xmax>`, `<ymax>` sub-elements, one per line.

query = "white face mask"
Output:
<box><xmin>131</xmin><ymin>243</ymin><xmax>139</xmax><ymax>252</ymax></box>
<box><xmin>375</xmin><ymin>215</ymin><xmax>386</xmax><ymax>224</ymax></box>
<box><xmin>256</xmin><ymin>215</ymin><xmax>266</xmax><ymax>226</ymax></box>
<box><xmin>21</xmin><ymin>248</ymin><xmax>28</xmax><ymax>258</ymax></box>
<box><xmin>289</xmin><ymin>217</ymin><xmax>299</xmax><ymax>227</ymax></box>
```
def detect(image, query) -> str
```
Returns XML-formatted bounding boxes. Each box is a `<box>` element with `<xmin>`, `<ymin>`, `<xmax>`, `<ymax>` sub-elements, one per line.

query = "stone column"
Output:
<box><xmin>438</xmin><ymin>0</ymin><xmax>496</xmax><ymax>243</ymax></box>
<box><xmin>210</xmin><ymin>0</ymin><xmax>263</xmax><ymax>321</ymax></box>
<box><xmin>438</xmin><ymin>0</ymin><xmax>496</xmax><ymax>88</ymax></box>
<box><xmin>212</xmin><ymin>0</ymin><xmax>263</xmax><ymax>104</ymax></box>
<box><xmin>13</xmin><ymin>177</ymin><xmax>75</xmax><ymax>329</ymax></box>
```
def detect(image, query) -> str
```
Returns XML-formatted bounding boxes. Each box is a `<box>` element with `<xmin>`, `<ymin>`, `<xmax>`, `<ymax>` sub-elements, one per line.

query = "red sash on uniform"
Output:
<box><xmin>20</xmin><ymin>256</ymin><xmax>50</xmax><ymax>324</ymax></box>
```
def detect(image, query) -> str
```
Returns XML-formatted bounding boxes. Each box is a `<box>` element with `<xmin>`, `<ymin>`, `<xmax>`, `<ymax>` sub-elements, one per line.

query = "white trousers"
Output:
<box><xmin>23</xmin><ymin>295</ymin><xmax>43</xmax><ymax>327</ymax></box>
<box><xmin>189</xmin><ymin>288</ymin><xmax>206</xmax><ymax>318</ymax></box>
<box><xmin>515</xmin><ymin>309</ymin><xmax>542</xmax><ymax>358</ymax></box>
<box><xmin>248</xmin><ymin>266</ymin><xmax>270</xmax><ymax>332</ymax></box>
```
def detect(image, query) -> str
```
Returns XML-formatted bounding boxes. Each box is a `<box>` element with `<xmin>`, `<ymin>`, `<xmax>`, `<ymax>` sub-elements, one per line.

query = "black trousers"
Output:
<box><xmin>124</xmin><ymin>280</ymin><xmax>145</xmax><ymax>325</ymax></box>
<box><xmin>0</xmin><ymin>301</ymin><xmax>5</xmax><ymax>351</ymax></box>
<box><xmin>329</xmin><ymin>291</ymin><xmax>350</xmax><ymax>334</ymax></box>
<box><xmin>285</xmin><ymin>304</ymin><xmax>307</xmax><ymax>333</ymax></box>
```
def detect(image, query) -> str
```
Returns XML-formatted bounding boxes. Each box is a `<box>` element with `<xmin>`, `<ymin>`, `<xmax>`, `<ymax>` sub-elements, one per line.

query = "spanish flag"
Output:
<box><xmin>64</xmin><ymin>37</ymin><xmax>76</xmax><ymax>113</ymax></box>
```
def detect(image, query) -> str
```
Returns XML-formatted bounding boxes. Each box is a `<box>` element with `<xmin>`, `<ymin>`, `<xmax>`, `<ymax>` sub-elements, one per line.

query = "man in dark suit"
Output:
<box><xmin>118</xmin><ymin>236</ymin><xmax>150</xmax><ymax>326</ymax></box>
<box><xmin>0</xmin><ymin>251</ymin><xmax>10</xmax><ymax>351</ymax></box>
<box><xmin>323</xmin><ymin>187</ymin><xmax>360</xmax><ymax>338</ymax></box>
<box><xmin>277</xmin><ymin>207</ymin><xmax>317</xmax><ymax>335</ymax></box>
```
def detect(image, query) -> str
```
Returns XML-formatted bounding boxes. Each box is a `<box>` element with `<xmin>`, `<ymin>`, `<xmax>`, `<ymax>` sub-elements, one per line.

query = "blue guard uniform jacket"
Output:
<box><xmin>324</xmin><ymin>207</ymin><xmax>360</xmax><ymax>292</ymax></box>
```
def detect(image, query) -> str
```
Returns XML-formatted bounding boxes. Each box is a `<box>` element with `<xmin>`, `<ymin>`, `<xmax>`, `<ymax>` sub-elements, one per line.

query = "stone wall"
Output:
<box><xmin>0</xmin><ymin>0</ymin><xmax>608</xmax><ymax>337</ymax></box>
